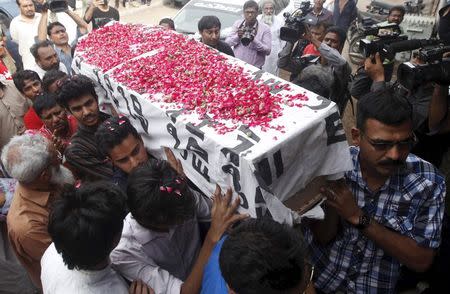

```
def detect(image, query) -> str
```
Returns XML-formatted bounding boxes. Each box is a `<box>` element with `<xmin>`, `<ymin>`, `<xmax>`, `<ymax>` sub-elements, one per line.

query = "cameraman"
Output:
<box><xmin>225</xmin><ymin>0</ymin><xmax>271</xmax><ymax>69</ymax></box>
<box><xmin>277</xmin><ymin>21</ymin><xmax>328</xmax><ymax>81</ymax></box>
<box><xmin>37</xmin><ymin>0</ymin><xmax>88</xmax><ymax>73</ymax></box>
<box><xmin>351</xmin><ymin>53</ymin><xmax>433</xmax><ymax>130</ymax></box>
<box><xmin>284</xmin><ymin>25</ymin><xmax>351</xmax><ymax>112</ymax></box>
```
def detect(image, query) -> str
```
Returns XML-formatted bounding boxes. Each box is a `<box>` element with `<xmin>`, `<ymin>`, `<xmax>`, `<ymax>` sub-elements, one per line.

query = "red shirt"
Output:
<box><xmin>24</xmin><ymin>107</ymin><xmax>43</xmax><ymax>130</ymax></box>
<box><xmin>302</xmin><ymin>44</ymin><xmax>321</xmax><ymax>56</ymax></box>
<box><xmin>0</xmin><ymin>60</ymin><xmax>11</xmax><ymax>80</ymax></box>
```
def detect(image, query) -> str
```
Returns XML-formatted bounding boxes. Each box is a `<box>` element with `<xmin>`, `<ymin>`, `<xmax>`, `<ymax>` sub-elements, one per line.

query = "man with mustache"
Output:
<box><xmin>29</xmin><ymin>40</ymin><xmax>68</xmax><ymax>79</ymax></box>
<box><xmin>304</xmin><ymin>87</ymin><xmax>445</xmax><ymax>293</ymax></box>
<box><xmin>33</xmin><ymin>92</ymin><xmax>77</xmax><ymax>154</ymax></box>
<box><xmin>1</xmin><ymin>133</ymin><xmax>75</xmax><ymax>289</ymax></box>
<box><xmin>57</xmin><ymin>75</ymin><xmax>112</xmax><ymax>181</ymax></box>
<box><xmin>257</xmin><ymin>0</ymin><xmax>284</xmax><ymax>76</ymax></box>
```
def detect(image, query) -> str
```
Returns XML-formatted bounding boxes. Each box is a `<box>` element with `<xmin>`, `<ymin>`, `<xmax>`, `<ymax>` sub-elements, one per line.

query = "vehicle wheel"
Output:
<box><xmin>348</xmin><ymin>34</ymin><xmax>365</xmax><ymax>65</ymax></box>
<box><xmin>162</xmin><ymin>0</ymin><xmax>174</xmax><ymax>5</ymax></box>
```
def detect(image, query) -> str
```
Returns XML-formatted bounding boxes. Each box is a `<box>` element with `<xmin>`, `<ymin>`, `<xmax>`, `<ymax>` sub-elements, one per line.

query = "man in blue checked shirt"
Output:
<box><xmin>304</xmin><ymin>86</ymin><xmax>446</xmax><ymax>294</ymax></box>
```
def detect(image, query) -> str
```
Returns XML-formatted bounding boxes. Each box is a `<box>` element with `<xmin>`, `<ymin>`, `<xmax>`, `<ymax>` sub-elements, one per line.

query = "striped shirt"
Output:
<box><xmin>305</xmin><ymin>146</ymin><xmax>445</xmax><ymax>294</ymax></box>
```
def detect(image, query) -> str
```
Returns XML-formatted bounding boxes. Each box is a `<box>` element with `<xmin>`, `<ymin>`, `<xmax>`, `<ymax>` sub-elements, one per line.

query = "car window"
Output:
<box><xmin>174</xmin><ymin>5</ymin><xmax>241</xmax><ymax>35</ymax></box>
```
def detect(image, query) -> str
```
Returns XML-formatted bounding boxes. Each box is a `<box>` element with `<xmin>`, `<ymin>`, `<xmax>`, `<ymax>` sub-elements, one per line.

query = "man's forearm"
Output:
<box><xmin>180</xmin><ymin>236</ymin><xmax>216</xmax><ymax>294</ymax></box>
<box><xmin>38</xmin><ymin>11</ymin><xmax>49</xmax><ymax>41</ymax></box>
<box><xmin>83</xmin><ymin>5</ymin><xmax>95</xmax><ymax>23</ymax></box>
<box><xmin>358</xmin><ymin>216</ymin><xmax>434</xmax><ymax>272</ymax></box>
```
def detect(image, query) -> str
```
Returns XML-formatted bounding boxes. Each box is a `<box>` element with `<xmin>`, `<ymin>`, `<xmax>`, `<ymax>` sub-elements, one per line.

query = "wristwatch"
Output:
<box><xmin>354</xmin><ymin>213</ymin><xmax>371</xmax><ymax>230</ymax></box>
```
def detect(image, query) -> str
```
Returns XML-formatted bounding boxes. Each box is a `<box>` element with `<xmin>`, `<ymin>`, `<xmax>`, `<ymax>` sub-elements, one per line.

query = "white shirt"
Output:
<box><xmin>29</xmin><ymin>62</ymin><xmax>68</xmax><ymax>79</ymax></box>
<box><xmin>10</xmin><ymin>14</ymin><xmax>41</xmax><ymax>70</ymax></box>
<box><xmin>258</xmin><ymin>14</ymin><xmax>285</xmax><ymax>76</ymax></box>
<box><xmin>111</xmin><ymin>190</ymin><xmax>212</xmax><ymax>294</ymax></box>
<box><xmin>41</xmin><ymin>243</ymin><xmax>129</xmax><ymax>294</ymax></box>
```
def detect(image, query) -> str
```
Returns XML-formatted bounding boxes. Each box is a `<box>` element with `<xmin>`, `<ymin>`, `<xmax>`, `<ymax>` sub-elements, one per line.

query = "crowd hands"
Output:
<box><xmin>0</xmin><ymin>0</ymin><xmax>450</xmax><ymax>293</ymax></box>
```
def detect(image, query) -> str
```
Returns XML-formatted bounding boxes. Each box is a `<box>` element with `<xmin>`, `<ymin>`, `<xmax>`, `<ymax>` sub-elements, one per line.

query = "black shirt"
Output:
<box><xmin>215</xmin><ymin>40</ymin><xmax>234</xmax><ymax>57</ymax></box>
<box><xmin>85</xmin><ymin>6</ymin><xmax>120</xmax><ymax>30</ymax></box>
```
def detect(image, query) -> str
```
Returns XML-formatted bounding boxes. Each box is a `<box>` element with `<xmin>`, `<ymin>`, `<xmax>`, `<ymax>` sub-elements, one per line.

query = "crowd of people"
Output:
<box><xmin>0</xmin><ymin>0</ymin><xmax>450</xmax><ymax>293</ymax></box>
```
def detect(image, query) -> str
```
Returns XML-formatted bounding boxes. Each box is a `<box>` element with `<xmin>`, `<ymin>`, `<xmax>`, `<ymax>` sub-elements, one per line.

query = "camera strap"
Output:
<box><xmin>239</xmin><ymin>20</ymin><xmax>258</xmax><ymax>35</ymax></box>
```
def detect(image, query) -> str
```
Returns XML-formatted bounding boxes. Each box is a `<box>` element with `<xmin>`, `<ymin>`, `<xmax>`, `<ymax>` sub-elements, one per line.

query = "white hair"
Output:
<box><xmin>1</xmin><ymin>134</ymin><xmax>51</xmax><ymax>184</ymax></box>
<box><xmin>260</xmin><ymin>0</ymin><xmax>275</xmax><ymax>10</ymax></box>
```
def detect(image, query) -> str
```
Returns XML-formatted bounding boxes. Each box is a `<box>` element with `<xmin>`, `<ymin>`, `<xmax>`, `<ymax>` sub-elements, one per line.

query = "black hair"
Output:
<box><xmin>42</xmin><ymin>69</ymin><xmax>68</xmax><ymax>93</ymax></box>
<box><xmin>389</xmin><ymin>5</ymin><xmax>406</xmax><ymax>16</ymax></box>
<box><xmin>243</xmin><ymin>0</ymin><xmax>259</xmax><ymax>11</ymax></box>
<box><xmin>95</xmin><ymin>116</ymin><xmax>141</xmax><ymax>157</ymax></box>
<box><xmin>198</xmin><ymin>15</ymin><xmax>221</xmax><ymax>31</ymax></box>
<box><xmin>325</xmin><ymin>26</ymin><xmax>346</xmax><ymax>49</ymax></box>
<box><xmin>33</xmin><ymin>92</ymin><xmax>59</xmax><ymax>118</ymax></box>
<box><xmin>356</xmin><ymin>86</ymin><xmax>412</xmax><ymax>131</ymax></box>
<box><xmin>219</xmin><ymin>218</ymin><xmax>309</xmax><ymax>294</ymax></box>
<box><xmin>57</xmin><ymin>75</ymin><xmax>98</xmax><ymax>110</ymax></box>
<box><xmin>296</xmin><ymin>65</ymin><xmax>333</xmax><ymax>98</ymax></box>
<box><xmin>30</xmin><ymin>40</ymin><xmax>54</xmax><ymax>60</ymax></box>
<box><xmin>47</xmin><ymin>21</ymin><xmax>66</xmax><ymax>36</ymax></box>
<box><xmin>159</xmin><ymin>18</ymin><xmax>175</xmax><ymax>30</ymax></box>
<box><xmin>127</xmin><ymin>160</ymin><xmax>196</xmax><ymax>229</ymax></box>
<box><xmin>12</xmin><ymin>70</ymin><xmax>41</xmax><ymax>93</ymax></box>
<box><xmin>48</xmin><ymin>182</ymin><xmax>127</xmax><ymax>270</ymax></box>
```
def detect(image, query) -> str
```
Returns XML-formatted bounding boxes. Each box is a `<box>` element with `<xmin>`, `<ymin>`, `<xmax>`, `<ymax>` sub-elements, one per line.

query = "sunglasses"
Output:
<box><xmin>362</xmin><ymin>132</ymin><xmax>417</xmax><ymax>152</ymax></box>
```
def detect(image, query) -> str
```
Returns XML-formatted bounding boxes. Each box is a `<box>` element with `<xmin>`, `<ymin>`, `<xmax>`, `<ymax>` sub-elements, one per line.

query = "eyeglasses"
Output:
<box><xmin>362</xmin><ymin>132</ymin><xmax>417</xmax><ymax>152</ymax></box>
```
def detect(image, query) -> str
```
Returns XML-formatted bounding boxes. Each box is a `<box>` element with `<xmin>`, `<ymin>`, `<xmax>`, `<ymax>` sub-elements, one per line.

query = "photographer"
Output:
<box><xmin>283</xmin><ymin>25</ymin><xmax>351</xmax><ymax>112</ymax></box>
<box><xmin>83</xmin><ymin>0</ymin><xmax>120</xmax><ymax>31</ymax></box>
<box><xmin>225</xmin><ymin>0</ymin><xmax>271</xmax><ymax>69</ymax></box>
<box><xmin>352</xmin><ymin>53</ymin><xmax>434</xmax><ymax>132</ymax></box>
<box><xmin>278</xmin><ymin>21</ymin><xmax>328</xmax><ymax>81</ymax></box>
<box><xmin>37</xmin><ymin>1</ymin><xmax>88</xmax><ymax>73</ymax></box>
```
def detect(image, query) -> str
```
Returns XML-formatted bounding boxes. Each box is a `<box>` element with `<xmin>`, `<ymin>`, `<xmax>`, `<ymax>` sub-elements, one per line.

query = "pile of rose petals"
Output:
<box><xmin>76</xmin><ymin>23</ymin><xmax>309</xmax><ymax>134</ymax></box>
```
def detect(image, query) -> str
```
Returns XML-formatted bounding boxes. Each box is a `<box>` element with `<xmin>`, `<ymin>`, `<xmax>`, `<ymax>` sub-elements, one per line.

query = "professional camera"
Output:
<box><xmin>280</xmin><ymin>1</ymin><xmax>315</xmax><ymax>43</ymax></box>
<box><xmin>35</xmin><ymin>0</ymin><xmax>68</xmax><ymax>12</ymax></box>
<box><xmin>397</xmin><ymin>45</ymin><xmax>450</xmax><ymax>90</ymax></box>
<box><xmin>359</xmin><ymin>23</ymin><xmax>407</xmax><ymax>59</ymax></box>
<box><xmin>48</xmin><ymin>0</ymin><xmax>68</xmax><ymax>12</ymax></box>
<box><xmin>240</xmin><ymin>26</ymin><xmax>255</xmax><ymax>46</ymax></box>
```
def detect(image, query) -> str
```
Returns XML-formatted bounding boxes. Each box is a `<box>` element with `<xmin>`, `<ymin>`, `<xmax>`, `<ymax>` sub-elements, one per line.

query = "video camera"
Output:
<box><xmin>280</xmin><ymin>1</ymin><xmax>315</xmax><ymax>43</ymax></box>
<box><xmin>35</xmin><ymin>0</ymin><xmax>68</xmax><ymax>13</ymax></box>
<box><xmin>359</xmin><ymin>23</ymin><xmax>407</xmax><ymax>59</ymax></box>
<box><xmin>397</xmin><ymin>44</ymin><xmax>450</xmax><ymax>90</ymax></box>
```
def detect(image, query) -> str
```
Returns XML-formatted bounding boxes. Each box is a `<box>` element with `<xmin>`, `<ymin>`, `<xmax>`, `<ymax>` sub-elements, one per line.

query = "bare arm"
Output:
<box><xmin>38</xmin><ymin>10</ymin><xmax>49</xmax><ymax>41</ymax></box>
<box><xmin>83</xmin><ymin>0</ymin><xmax>103</xmax><ymax>23</ymax></box>
<box><xmin>66</xmin><ymin>9</ymin><xmax>89</xmax><ymax>34</ymax></box>
<box><xmin>323</xmin><ymin>180</ymin><xmax>436</xmax><ymax>272</ymax></box>
<box><xmin>180</xmin><ymin>186</ymin><xmax>249</xmax><ymax>294</ymax></box>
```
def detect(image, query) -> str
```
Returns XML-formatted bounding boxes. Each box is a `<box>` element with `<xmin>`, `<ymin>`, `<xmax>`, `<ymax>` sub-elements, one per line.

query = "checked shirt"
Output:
<box><xmin>305</xmin><ymin>146</ymin><xmax>445</xmax><ymax>294</ymax></box>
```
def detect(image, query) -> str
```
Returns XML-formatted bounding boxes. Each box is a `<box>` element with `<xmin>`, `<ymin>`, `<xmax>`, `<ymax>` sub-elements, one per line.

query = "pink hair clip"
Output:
<box><xmin>118</xmin><ymin>119</ymin><xmax>126</xmax><ymax>125</ymax></box>
<box><xmin>75</xmin><ymin>181</ymin><xmax>81</xmax><ymax>189</ymax></box>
